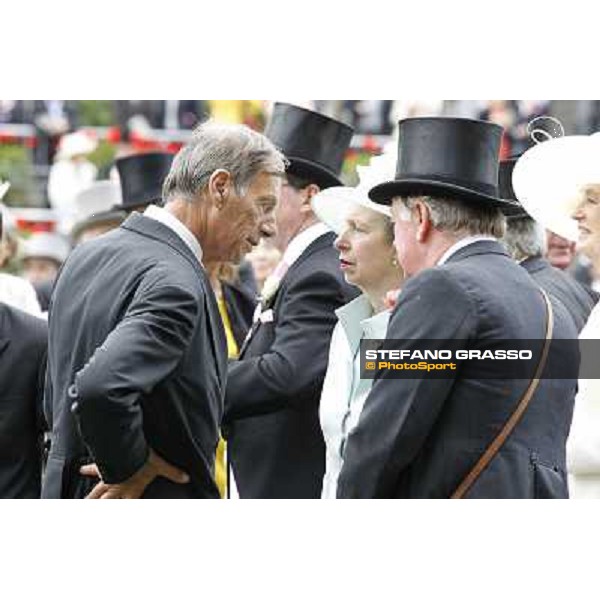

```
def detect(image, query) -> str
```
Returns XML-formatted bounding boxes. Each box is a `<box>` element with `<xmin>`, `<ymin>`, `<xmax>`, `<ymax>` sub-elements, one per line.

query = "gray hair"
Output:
<box><xmin>162</xmin><ymin>121</ymin><xmax>287</xmax><ymax>202</ymax></box>
<box><xmin>503</xmin><ymin>215</ymin><xmax>546</xmax><ymax>262</ymax></box>
<box><xmin>396</xmin><ymin>195</ymin><xmax>506</xmax><ymax>238</ymax></box>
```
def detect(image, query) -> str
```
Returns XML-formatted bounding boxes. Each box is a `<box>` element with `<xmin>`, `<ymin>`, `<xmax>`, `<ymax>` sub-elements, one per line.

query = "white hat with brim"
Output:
<box><xmin>311</xmin><ymin>186</ymin><xmax>391</xmax><ymax>235</ymax></box>
<box><xmin>56</xmin><ymin>131</ymin><xmax>98</xmax><ymax>160</ymax></box>
<box><xmin>512</xmin><ymin>134</ymin><xmax>600</xmax><ymax>242</ymax></box>
<box><xmin>22</xmin><ymin>232</ymin><xmax>71</xmax><ymax>264</ymax></box>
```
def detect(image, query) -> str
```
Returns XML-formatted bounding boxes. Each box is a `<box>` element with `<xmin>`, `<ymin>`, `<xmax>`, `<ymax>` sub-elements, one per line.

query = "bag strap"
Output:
<box><xmin>451</xmin><ymin>290</ymin><xmax>554</xmax><ymax>499</ymax></box>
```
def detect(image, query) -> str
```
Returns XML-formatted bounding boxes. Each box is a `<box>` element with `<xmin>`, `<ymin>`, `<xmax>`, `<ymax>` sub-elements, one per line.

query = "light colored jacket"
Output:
<box><xmin>319</xmin><ymin>294</ymin><xmax>390</xmax><ymax>499</ymax></box>
<box><xmin>567</xmin><ymin>302</ymin><xmax>600</xmax><ymax>498</ymax></box>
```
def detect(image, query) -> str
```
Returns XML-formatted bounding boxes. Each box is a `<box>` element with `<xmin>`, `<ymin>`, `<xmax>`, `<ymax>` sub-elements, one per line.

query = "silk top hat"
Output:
<box><xmin>512</xmin><ymin>134</ymin><xmax>600</xmax><ymax>242</ymax></box>
<box><xmin>115</xmin><ymin>151</ymin><xmax>174</xmax><ymax>210</ymax></box>
<box><xmin>369</xmin><ymin>117</ymin><xmax>515</xmax><ymax>211</ymax></box>
<box><xmin>71</xmin><ymin>181</ymin><xmax>125</xmax><ymax>240</ymax></box>
<box><xmin>499</xmin><ymin>157</ymin><xmax>529</xmax><ymax>218</ymax></box>
<box><xmin>264</xmin><ymin>102</ymin><xmax>354</xmax><ymax>189</ymax></box>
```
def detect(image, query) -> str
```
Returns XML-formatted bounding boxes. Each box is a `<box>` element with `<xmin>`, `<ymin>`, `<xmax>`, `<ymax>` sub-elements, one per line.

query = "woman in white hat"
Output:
<box><xmin>312</xmin><ymin>183</ymin><xmax>403</xmax><ymax>498</ymax></box>
<box><xmin>47</xmin><ymin>130</ymin><xmax>98</xmax><ymax>234</ymax></box>
<box><xmin>513</xmin><ymin>133</ymin><xmax>600</xmax><ymax>498</ymax></box>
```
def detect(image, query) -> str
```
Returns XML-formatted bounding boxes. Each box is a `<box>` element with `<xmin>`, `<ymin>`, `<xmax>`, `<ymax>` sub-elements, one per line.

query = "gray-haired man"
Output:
<box><xmin>337</xmin><ymin>118</ymin><xmax>578</xmax><ymax>498</ymax></box>
<box><xmin>43</xmin><ymin>122</ymin><xmax>285</xmax><ymax>499</ymax></box>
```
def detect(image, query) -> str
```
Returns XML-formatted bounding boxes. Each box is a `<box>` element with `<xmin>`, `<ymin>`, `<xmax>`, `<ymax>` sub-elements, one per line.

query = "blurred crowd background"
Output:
<box><xmin>1</xmin><ymin>99</ymin><xmax>599</xmax><ymax>315</ymax></box>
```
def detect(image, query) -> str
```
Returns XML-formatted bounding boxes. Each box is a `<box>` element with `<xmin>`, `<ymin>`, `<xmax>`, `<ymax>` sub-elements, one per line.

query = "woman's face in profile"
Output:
<box><xmin>334</xmin><ymin>205</ymin><xmax>398</xmax><ymax>293</ymax></box>
<box><xmin>572</xmin><ymin>184</ymin><xmax>600</xmax><ymax>265</ymax></box>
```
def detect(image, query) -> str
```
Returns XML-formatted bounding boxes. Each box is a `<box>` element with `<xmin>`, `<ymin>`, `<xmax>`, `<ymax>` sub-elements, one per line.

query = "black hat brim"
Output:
<box><xmin>287</xmin><ymin>157</ymin><xmax>343</xmax><ymax>190</ymax></box>
<box><xmin>369</xmin><ymin>179</ymin><xmax>520</xmax><ymax>213</ymax></box>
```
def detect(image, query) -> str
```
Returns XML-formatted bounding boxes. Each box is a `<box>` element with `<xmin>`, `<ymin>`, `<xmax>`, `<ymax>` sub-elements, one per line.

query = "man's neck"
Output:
<box><xmin>277</xmin><ymin>215</ymin><xmax>319</xmax><ymax>253</ymax></box>
<box><xmin>425</xmin><ymin>233</ymin><xmax>463</xmax><ymax>269</ymax></box>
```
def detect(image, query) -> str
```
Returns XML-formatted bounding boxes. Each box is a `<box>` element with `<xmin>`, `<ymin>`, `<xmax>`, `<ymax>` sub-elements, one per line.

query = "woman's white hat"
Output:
<box><xmin>56</xmin><ymin>131</ymin><xmax>98</xmax><ymax>161</ymax></box>
<box><xmin>312</xmin><ymin>186</ymin><xmax>391</xmax><ymax>234</ymax></box>
<box><xmin>512</xmin><ymin>133</ymin><xmax>600</xmax><ymax>242</ymax></box>
<box><xmin>311</xmin><ymin>145</ymin><xmax>396</xmax><ymax>234</ymax></box>
<box><xmin>21</xmin><ymin>232</ymin><xmax>70</xmax><ymax>264</ymax></box>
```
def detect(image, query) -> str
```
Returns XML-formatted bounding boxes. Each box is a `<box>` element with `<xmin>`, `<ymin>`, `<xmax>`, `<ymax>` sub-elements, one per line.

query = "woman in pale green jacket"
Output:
<box><xmin>312</xmin><ymin>186</ymin><xmax>403</xmax><ymax>498</ymax></box>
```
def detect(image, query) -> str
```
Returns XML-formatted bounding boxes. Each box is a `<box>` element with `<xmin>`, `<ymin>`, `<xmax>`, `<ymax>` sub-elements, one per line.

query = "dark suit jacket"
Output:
<box><xmin>337</xmin><ymin>241</ymin><xmax>578</xmax><ymax>499</ymax></box>
<box><xmin>224</xmin><ymin>232</ymin><xmax>358</xmax><ymax>498</ymax></box>
<box><xmin>221</xmin><ymin>280</ymin><xmax>256</xmax><ymax>351</ymax></box>
<box><xmin>522</xmin><ymin>256</ymin><xmax>597</xmax><ymax>333</ymax></box>
<box><xmin>0</xmin><ymin>303</ymin><xmax>47</xmax><ymax>498</ymax></box>
<box><xmin>42</xmin><ymin>213</ymin><xmax>227</xmax><ymax>499</ymax></box>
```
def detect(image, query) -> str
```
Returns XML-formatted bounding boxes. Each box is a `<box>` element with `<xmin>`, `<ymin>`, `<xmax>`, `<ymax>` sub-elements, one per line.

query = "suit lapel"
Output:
<box><xmin>121</xmin><ymin>213</ymin><xmax>227</xmax><ymax>384</ymax></box>
<box><xmin>238</xmin><ymin>232</ymin><xmax>337</xmax><ymax>357</ymax></box>
<box><xmin>121</xmin><ymin>213</ymin><xmax>205</xmax><ymax>280</ymax></box>
<box><xmin>0</xmin><ymin>307</ymin><xmax>10</xmax><ymax>358</ymax></box>
<box><xmin>199</xmin><ymin>273</ymin><xmax>228</xmax><ymax>384</ymax></box>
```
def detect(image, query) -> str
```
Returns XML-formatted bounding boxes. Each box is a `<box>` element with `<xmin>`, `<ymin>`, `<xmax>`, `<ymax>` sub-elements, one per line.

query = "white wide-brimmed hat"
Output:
<box><xmin>512</xmin><ymin>134</ymin><xmax>600</xmax><ymax>242</ymax></box>
<box><xmin>71</xmin><ymin>180</ymin><xmax>125</xmax><ymax>239</ymax></box>
<box><xmin>312</xmin><ymin>186</ymin><xmax>391</xmax><ymax>234</ymax></box>
<box><xmin>73</xmin><ymin>180</ymin><xmax>122</xmax><ymax>222</ymax></box>
<box><xmin>56</xmin><ymin>131</ymin><xmax>98</xmax><ymax>160</ymax></box>
<box><xmin>21</xmin><ymin>232</ymin><xmax>71</xmax><ymax>264</ymax></box>
<box><xmin>311</xmin><ymin>146</ymin><xmax>396</xmax><ymax>234</ymax></box>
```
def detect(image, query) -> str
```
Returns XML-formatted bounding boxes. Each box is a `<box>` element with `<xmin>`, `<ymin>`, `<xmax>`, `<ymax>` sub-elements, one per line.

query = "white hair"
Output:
<box><xmin>503</xmin><ymin>216</ymin><xmax>547</xmax><ymax>261</ymax></box>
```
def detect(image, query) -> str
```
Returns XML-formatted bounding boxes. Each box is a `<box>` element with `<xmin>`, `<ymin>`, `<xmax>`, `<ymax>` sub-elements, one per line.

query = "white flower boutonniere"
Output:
<box><xmin>260</xmin><ymin>273</ymin><xmax>283</xmax><ymax>306</ymax></box>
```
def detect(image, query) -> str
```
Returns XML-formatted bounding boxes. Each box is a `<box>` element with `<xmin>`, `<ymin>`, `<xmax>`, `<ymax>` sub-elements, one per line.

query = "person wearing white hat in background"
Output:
<box><xmin>513</xmin><ymin>132</ymin><xmax>600</xmax><ymax>498</ymax></box>
<box><xmin>47</xmin><ymin>130</ymin><xmax>98</xmax><ymax>235</ymax></box>
<box><xmin>0</xmin><ymin>182</ymin><xmax>43</xmax><ymax>317</ymax></box>
<box><xmin>70</xmin><ymin>180</ymin><xmax>125</xmax><ymax>245</ymax></box>
<box><xmin>20</xmin><ymin>232</ymin><xmax>71</xmax><ymax>311</ymax></box>
<box><xmin>311</xmin><ymin>153</ymin><xmax>404</xmax><ymax>498</ymax></box>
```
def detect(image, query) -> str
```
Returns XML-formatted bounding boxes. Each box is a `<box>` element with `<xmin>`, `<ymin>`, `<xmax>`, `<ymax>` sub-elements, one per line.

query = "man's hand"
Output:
<box><xmin>79</xmin><ymin>448</ymin><xmax>189</xmax><ymax>499</ymax></box>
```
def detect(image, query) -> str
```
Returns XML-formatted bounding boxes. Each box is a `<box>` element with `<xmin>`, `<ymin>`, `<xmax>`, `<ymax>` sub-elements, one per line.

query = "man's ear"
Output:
<box><xmin>414</xmin><ymin>201</ymin><xmax>432</xmax><ymax>243</ymax></box>
<box><xmin>300</xmin><ymin>183</ymin><xmax>321</xmax><ymax>214</ymax></box>
<box><xmin>208</xmin><ymin>170</ymin><xmax>233</xmax><ymax>209</ymax></box>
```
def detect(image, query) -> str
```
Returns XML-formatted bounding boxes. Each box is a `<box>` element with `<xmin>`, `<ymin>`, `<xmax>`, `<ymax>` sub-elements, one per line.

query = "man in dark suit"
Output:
<box><xmin>500</xmin><ymin>157</ymin><xmax>597</xmax><ymax>333</ymax></box>
<box><xmin>42</xmin><ymin>122</ymin><xmax>286</xmax><ymax>499</ymax></box>
<box><xmin>337</xmin><ymin>117</ymin><xmax>578</xmax><ymax>498</ymax></box>
<box><xmin>224</xmin><ymin>103</ymin><xmax>358</xmax><ymax>498</ymax></box>
<box><xmin>0</xmin><ymin>207</ymin><xmax>48</xmax><ymax>498</ymax></box>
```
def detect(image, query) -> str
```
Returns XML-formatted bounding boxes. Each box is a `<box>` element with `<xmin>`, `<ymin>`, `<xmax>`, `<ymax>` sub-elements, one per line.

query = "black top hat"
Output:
<box><xmin>499</xmin><ymin>156</ymin><xmax>529</xmax><ymax>218</ymax></box>
<box><xmin>265</xmin><ymin>103</ymin><xmax>354</xmax><ymax>189</ymax></box>
<box><xmin>115</xmin><ymin>152</ymin><xmax>174</xmax><ymax>210</ymax></box>
<box><xmin>370</xmin><ymin>117</ymin><xmax>518</xmax><ymax>211</ymax></box>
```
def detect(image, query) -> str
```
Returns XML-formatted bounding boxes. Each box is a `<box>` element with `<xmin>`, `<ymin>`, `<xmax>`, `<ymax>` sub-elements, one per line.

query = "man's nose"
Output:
<box><xmin>260</xmin><ymin>217</ymin><xmax>277</xmax><ymax>238</ymax></box>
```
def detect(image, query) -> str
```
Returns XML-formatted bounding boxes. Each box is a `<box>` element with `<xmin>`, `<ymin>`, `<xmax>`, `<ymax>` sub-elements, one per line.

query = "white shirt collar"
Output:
<box><xmin>335</xmin><ymin>294</ymin><xmax>392</xmax><ymax>354</ymax></box>
<box><xmin>436</xmin><ymin>235</ymin><xmax>496</xmax><ymax>266</ymax></box>
<box><xmin>144</xmin><ymin>205</ymin><xmax>203</xmax><ymax>265</ymax></box>
<box><xmin>282</xmin><ymin>222</ymin><xmax>332</xmax><ymax>268</ymax></box>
